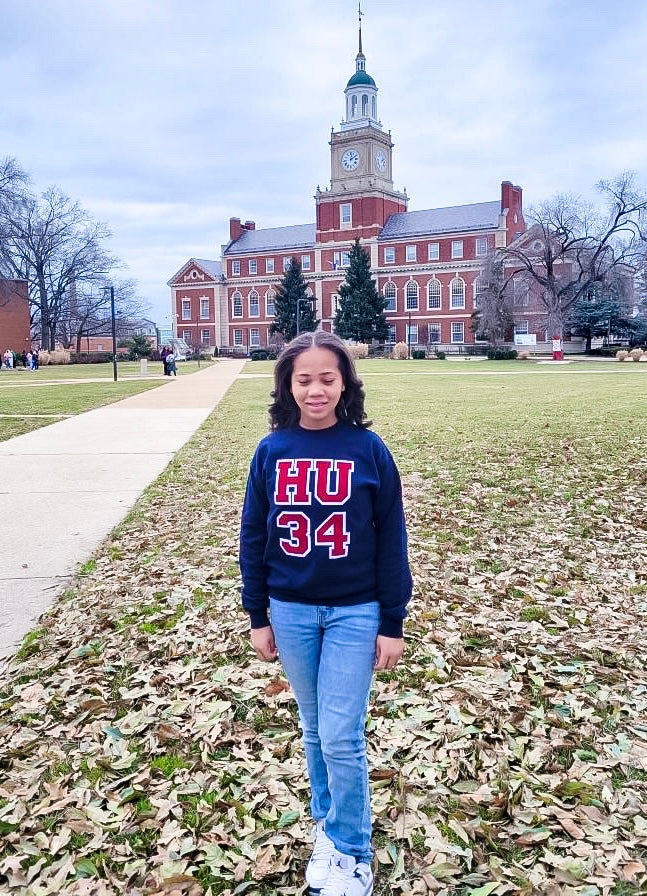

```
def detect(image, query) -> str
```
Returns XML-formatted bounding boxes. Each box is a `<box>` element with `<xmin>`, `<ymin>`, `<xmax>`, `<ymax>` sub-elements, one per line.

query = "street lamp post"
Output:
<box><xmin>103</xmin><ymin>285</ymin><xmax>118</xmax><ymax>382</ymax></box>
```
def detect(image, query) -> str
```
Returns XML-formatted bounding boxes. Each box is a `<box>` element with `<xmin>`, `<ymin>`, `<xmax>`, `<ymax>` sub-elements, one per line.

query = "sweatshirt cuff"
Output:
<box><xmin>379</xmin><ymin>616</ymin><xmax>404</xmax><ymax>638</ymax></box>
<box><xmin>249</xmin><ymin>608</ymin><xmax>271</xmax><ymax>629</ymax></box>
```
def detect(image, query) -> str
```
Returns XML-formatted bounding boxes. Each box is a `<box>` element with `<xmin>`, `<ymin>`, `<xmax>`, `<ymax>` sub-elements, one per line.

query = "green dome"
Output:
<box><xmin>346</xmin><ymin>70</ymin><xmax>376</xmax><ymax>88</ymax></box>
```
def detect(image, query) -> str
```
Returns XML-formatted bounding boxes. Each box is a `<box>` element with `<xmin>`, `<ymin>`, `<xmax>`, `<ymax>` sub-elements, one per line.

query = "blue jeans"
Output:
<box><xmin>269</xmin><ymin>598</ymin><xmax>380</xmax><ymax>863</ymax></box>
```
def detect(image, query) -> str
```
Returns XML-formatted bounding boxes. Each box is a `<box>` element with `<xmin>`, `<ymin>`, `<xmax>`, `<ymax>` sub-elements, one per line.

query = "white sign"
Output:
<box><xmin>515</xmin><ymin>334</ymin><xmax>537</xmax><ymax>345</ymax></box>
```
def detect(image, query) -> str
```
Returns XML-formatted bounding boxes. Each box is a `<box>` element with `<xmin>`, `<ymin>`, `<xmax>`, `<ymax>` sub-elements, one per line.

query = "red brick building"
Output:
<box><xmin>0</xmin><ymin>279</ymin><xmax>30</xmax><ymax>354</ymax></box>
<box><xmin>169</xmin><ymin>25</ymin><xmax>528</xmax><ymax>352</ymax></box>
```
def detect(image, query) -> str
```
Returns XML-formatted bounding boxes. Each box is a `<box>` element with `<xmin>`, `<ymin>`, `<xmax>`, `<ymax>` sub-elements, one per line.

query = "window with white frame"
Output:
<box><xmin>182</xmin><ymin>330</ymin><xmax>192</xmax><ymax>344</ymax></box>
<box><xmin>428</xmin><ymin>323</ymin><xmax>441</xmax><ymax>343</ymax></box>
<box><xmin>427</xmin><ymin>279</ymin><xmax>441</xmax><ymax>309</ymax></box>
<box><xmin>450</xmin><ymin>277</ymin><xmax>465</xmax><ymax>309</ymax></box>
<box><xmin>340</xmin><ymin>204</ymin><xmax>351</xmax><ymax>226</ymax></box>
<box><xmin>232</xmin><ymin>291</ymin><xmax>243</xmax><ymax>317</ymax></box>
<box><xmin>283</xmin><ymin>257</ymin><xmax>292</xmax><ymax>272</ymax></box>
<box><xmin>302</xmin><ymin>255</ymin><xmax>311</xmax><ymax>271</ymax></box>
<box><xmin>451</xmin><ymin>322</ymin><xmax>464</xmax><ymax>343</ymax></box>
<box><xmin>405</xmin><ymin>281</ymin><xmax>419</xmax><ymax>310</ymax></box>
<box><xmin>384</xmin><ymin>247</ymin><xmax>395</xmax><ymax>264</ymax></box>
<box><xmin>406</xmin><ymin>323</ymin><xmax>418</xmax><ymax>345</ymax></box>
<box><xmin>250</xmin><ymin>328</ymin><xmax>260</xmax><ymax>346</ymax></box>
<box><xmin>233</xmin><ymin>329</ymin><xmax>243</xmax><ymax>346</ymax></box>
<box><xmin>475</xmin><ymin>237</ymin><xmax>489</xmax><ymax>257</ymax></box>
<box><xmin>383</xmin><ymin>282</ymin><xmax>396</xmax><ymax>311</ymax></box>
<box><xmin>201</xmin><ymin>329</ymin><xmax>211</xmax><ymax>345</ymax></box>
<box><xmin>387</xmin><ymin>324</ymin><xmax>397</xmax><ymax>342</ymax></box>
<box><xmin>406</xmin><ymin>245</ymin><xmax>417</xmax><ymax>262</ymax></box>
<box><xmin>249</xmin><ymin>290</ymin><xmax>260</xmax><ymax>317</ymax></box>
<box><xmin>333</xmin><ymin>250</ymin><xmax>350</xmax><ymax>268</ymax></box>
<box><xmin>199</xmin><ymin>297</ymin><xmax>209</xmax><ymax>319</ymax></box>
<box><xmin>451</xmin><ymin>240</ymin><xmax>463</xmax><ymax>259</ymax></box>
<box><xmin>232</xmin><ymin>260</ymin><xmax>241</xmax><ymax>275</ymax></box>
<box><xmin>474</xmin><ymin>277</ymin><xmax>487</xmax><ymax>310</ymax></box>
<box><xmin>181</xmin><ymin>299</ymin><xmax>191</xmax><ymax>320</ymax></box>
<box><xmin>249</xmin><ymin>259</ymin><xmax>257</xmax><ymax>274</ymax></box>
<box><xmin>514</xmin><ymin>320</ymin><xmax>529</xmax><ymax>335</ymax></box>
<box><xmin>266</xmin><ymin>258</ymin><xmax>274</xmax><ymax>273</ymax></box>
<box><xmin>428</xmin><ymin>242</ymin><xmax>439</xmax><ymax>261</ymax></box>
<box><xmin>265</xmin><ymin>290</ymin><xmax>275</xmax><ymax>316</ymax></box>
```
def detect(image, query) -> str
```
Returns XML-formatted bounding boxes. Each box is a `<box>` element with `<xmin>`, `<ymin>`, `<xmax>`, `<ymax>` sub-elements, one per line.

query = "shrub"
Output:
<box><xmin>347</xmin><ymin>342</ymin><xmax>369</xmax><ymax>360</ymax></box>
<box><xmin>69</xmin><ymin>352</ymin><xmax>114</xmax><ymax>364</ymax></box>
<box><xmin>435</xmin><ymin>350</ymin><xmax>446</xmax><ymax>360</ymax></box>
<box><xmin>629</xmin><ymin>348</ymin><xmax>643</xmax><ymax>362</ymax></box>
<box><xmin>391</xmin><ymin>341</ymin><xmax>409</xmax><ymax>360</ymax></box>
<box><xmin>38</xmin><ymin>350</ymin><xmax>71</xmax><ymax>365</ymax></box>
<box><xmin>411</xmin><ymin>349</ymin><xmax>426</xmax><ymax>360</ymax></box>
<box><xmin>616</xmin><ymin>350</ymin><xmax>629</xmax><ymax>361</ymax></box>
<box><xmin>487</xmin><ymin>348</ymin><xmax>518</xmax><ymax>361</ymax></box>
<box><xmin>249</xmin><ymin>349</ymin><xmax>269</xmax><ymax>361</ymax></box>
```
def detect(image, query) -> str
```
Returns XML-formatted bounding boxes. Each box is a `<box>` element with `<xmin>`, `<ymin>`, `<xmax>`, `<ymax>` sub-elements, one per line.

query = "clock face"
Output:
<box><xmin>375</xmin><ymin>150</ymin><xmax>387</xmax><ymax>172</ymax></box>
<box><xmin>341</xmin><ymin>148</ymin><xmax>359</xmax><ymax>171</ymax></box>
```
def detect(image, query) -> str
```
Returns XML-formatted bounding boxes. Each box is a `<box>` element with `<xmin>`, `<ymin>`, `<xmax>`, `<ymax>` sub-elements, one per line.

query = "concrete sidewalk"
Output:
<box><xmin>0</xmin><ymin>359</ymin><xmax>245</xmax><ymax>660</ymax></box>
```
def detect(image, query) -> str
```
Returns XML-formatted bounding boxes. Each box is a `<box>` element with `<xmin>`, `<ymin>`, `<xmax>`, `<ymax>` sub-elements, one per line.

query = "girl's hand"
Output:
<box><xmin>375</xmin><ymin>635</ymin><xmax>404</xmax><ymax>670</ymax></box>
<box><xmin>251</xmin><ymin>625</ymin><xmax>278</xmax><ymax>662</ymax></box>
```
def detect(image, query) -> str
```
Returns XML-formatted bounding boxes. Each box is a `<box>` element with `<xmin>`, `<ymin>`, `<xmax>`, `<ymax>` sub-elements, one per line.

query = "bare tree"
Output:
<box><xmin>0</xmin><ymin>157</ymin><xmax>31</xmax><ymax>309</ymax></box>
<box><xmin>497</xmin><ymin>172</ymin><xmax>647</xmax><ymax>339</ymax></box>
<box><xmin>58</xmin><ymin>278</ymin><xmax>149</xmax><ymax>352</ymax></box>
<box><xmin>0</xmin><ymin>184</ymin><xmax>119</xmax><ymax>349</ymax></box>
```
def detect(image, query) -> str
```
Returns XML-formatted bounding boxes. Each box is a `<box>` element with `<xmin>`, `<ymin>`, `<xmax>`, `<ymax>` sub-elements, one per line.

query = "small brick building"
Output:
<box><xmin>0</xmin><ymin>279</ymin><xmax>30</xmax><ymax>354</ymax></box>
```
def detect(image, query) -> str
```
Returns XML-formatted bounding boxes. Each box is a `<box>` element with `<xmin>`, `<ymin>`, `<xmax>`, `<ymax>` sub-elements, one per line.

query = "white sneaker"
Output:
<box><xmin>320</xmin><ymin>850</ymin><xmax>373</xmax><ymax>896</ymax></box>
<box><xmin>306</xmin><ymin>819</ymin><xmax>335</xmax><ymax>891</ymax></box>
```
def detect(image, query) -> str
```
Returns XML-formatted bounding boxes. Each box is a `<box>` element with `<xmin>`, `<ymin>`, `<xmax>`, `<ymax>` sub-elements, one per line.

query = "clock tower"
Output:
<box><xmin>316</xmin><ymin>10</ymin><xmax>407</xmax><ymax>244</ymax></box>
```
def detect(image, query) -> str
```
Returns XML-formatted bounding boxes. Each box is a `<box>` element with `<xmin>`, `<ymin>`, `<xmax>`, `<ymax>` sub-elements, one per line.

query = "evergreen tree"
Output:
<box><xmin>270</xmin><ymin>256</ymin><xmax>317</xmax><ymax>342</ymax></box>
<box><xmin>566</xmin><ymin>287</ymin><xmax>620</xmax><ymax>353</ymax></box>
<box><xmin>334</xmin><ymin>239</ymin><xmax>389</xmax><ymax>342</ymax></box>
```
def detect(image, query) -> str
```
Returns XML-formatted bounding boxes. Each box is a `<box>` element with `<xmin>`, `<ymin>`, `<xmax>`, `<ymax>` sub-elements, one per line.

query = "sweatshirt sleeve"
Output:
<box><xmin>239</xmin><ymin>444</ymin><xmax>271</xmax><ymax>629</ymax></box>
<box><xmin>372</xmin><ymin>439</ymin><xmax>413</xmax><ymax>638</ymax></box>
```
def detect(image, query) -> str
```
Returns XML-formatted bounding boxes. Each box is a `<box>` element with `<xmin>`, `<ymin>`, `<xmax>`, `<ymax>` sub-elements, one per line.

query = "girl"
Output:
<box><xmin>239</xmin><ymin>331</ymin><xmax>412</xmax><ymax>896</ymax></box>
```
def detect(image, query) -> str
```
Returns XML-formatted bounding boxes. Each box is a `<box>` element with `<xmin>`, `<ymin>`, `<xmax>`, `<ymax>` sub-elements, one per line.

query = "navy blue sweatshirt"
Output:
<box><xmin>239</xmin><ymin>422</ymin><xmax>412</xmax><ymax>638</ymax></box>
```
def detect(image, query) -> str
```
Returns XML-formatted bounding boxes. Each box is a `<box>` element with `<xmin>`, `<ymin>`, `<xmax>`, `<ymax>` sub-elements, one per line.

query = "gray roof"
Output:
<box><xmin>224</xmin><ymin>223</ymin><xmax>316</xmax><ymax>255</ymax></box>
<box><xmin>379</xmin><ymin>201</ymin><xmax>501</xmax><ymax>240</ymax></box>
<box><xmin>192</xmin><ymin>258</ymin><xmax>222</xmax><ymax>277</ymax></box>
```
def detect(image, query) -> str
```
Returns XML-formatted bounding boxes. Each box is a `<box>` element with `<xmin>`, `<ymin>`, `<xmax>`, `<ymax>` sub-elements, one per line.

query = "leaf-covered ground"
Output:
<box><xmin>1</xmin><ymin>366</ymin><xmax>646</xmax><ymax>896</ymax></box>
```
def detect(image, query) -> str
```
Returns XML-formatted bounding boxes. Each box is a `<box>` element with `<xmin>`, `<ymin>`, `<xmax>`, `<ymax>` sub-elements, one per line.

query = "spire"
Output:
<box><xmin>356</xmin><ymin>2</ymin><xmax>365</xmax><ymax>71</ymax></box>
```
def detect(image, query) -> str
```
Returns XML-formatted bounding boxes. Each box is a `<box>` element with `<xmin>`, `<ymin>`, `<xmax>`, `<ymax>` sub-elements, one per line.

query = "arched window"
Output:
<box><xmin>232</xmin><ymin>291</ymin><xmax>243</xmax><ymax>317</ymax></box>
<box><xmin>450</xmin><ymin>277</ymin><xmax>465</xmax><ymax>309</ymax></box>
<box><xmin>249</xmin><ymin>290</ymin><xmax>259</xmax><ymax>317</ymax></box>
<box><xmin>427</xmin><ymin>279</ymin><xmax>441</xmax><ymax>310</ymax></box>
<box><xmin>265</xmin><ymin>289</ymin><xmax>275</xmax><ymax>317</ymax></box>
<box><xmin>352</xmin><ymin>95</ymin><xmax>358</xmax><ymax>117</ymax></box>
<box><xmin>383</xmin><ymin>282</ymin><xmax>396</xmax><ymax>311</ymax></box>
<box><xmin>513</xmin><ymin>275</ymin><xmax>529</xmax><ymax>306</ymax></box>
<box><xmin>371</xmin><ymin>96</ymin><xmax>376</xmax><ymax>119</ymax></box>
<box><xmin>406</xmin><ymin>281</ymin><xmax>419</xmax><ymax>311</ymax></box>
<box><xmin>362</xmin><ymin>94</ymin><xmax>368</xmax><ymax>116</ymax></box>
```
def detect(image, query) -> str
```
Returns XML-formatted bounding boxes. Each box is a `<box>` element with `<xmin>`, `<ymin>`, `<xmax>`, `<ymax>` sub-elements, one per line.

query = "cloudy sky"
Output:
<box><xmin>3</xmin><ymin>0</ymin><xmax>646</xmax><ymax>326</ymax></box>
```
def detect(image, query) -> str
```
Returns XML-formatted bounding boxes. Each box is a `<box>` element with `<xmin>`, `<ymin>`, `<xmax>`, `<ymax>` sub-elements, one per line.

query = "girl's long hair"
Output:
<box><xmin>269</xmin><ymin>331</ymin><xmax>371</xmax><ymax>430</ymax></box>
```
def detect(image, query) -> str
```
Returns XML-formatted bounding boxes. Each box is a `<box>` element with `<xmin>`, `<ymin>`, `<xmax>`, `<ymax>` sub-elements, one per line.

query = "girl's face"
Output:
<box><xmin>290</xmin><ymin>346</ymin><xmax>344</xmax><ymax>430</ymax></box>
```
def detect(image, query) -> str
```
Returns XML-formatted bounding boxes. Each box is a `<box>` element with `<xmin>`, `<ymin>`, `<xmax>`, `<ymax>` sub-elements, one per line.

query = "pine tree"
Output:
<box><xmin>270</xmin><ymin>256</ymin><xmax>317</xmax><ymax>342</ymax></box>
<box><xmin>334</xmin><ymin>239</ymin><xmax>389</xmax><ymax>342</ymax></box>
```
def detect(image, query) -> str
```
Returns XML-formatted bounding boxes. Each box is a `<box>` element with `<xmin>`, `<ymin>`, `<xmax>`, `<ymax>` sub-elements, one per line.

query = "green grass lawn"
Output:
<box><xmin>0</xmin><ymin>359</ymin><xmax>212</xmax><ymax>381</ymax></box>
<box><xmin>1</xmin><ymin>363</ymin><xmax>646</xmax><ymax>895</ymax></box>
<box><xmin>0</xmin><ymin>380</ymin><xmax>163</xmax><ymax>441</ymax></box>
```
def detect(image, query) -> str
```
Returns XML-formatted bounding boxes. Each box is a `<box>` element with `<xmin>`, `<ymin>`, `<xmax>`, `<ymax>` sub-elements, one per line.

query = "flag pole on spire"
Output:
<box><xmin>358</xmin><ymin>2</ymin><xmax>363</xmax><ymax>55</ymax></box>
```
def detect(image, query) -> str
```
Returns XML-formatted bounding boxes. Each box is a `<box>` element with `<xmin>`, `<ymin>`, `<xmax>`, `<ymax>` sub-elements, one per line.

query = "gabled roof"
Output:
<box><xmin>167</xmin><ymin>258</ymin><xmax>222</xmax><ymax>286</ymax></box>
<box><xmin>224</xmin><ymin>223</ymin><xmax>316</xmax><ymax>255</ymax></box>
<box><xmin>379</xmin><ymin>200</ymin><xmax>501</xmax><ymax>240</ymax></box>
